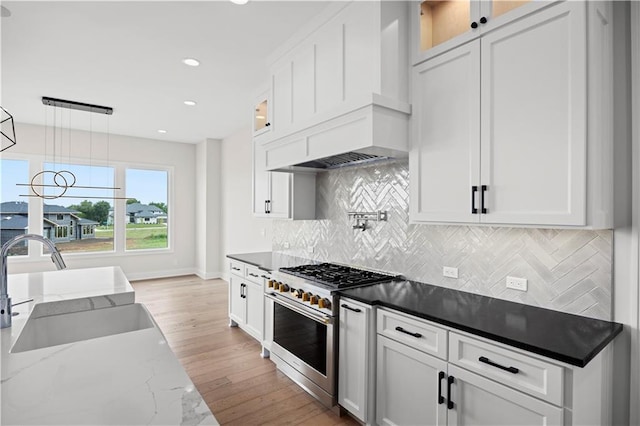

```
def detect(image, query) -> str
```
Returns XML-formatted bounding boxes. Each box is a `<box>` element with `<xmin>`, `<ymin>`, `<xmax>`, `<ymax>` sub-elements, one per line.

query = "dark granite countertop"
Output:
<box><xmin>338</xmin><ymin>280</ymin><xmax>623</xmax><ymax>368</ymax></box>
<box><xmin>226</xmin><ymin>252</ymin><xmax>314</xmax><ymax>272</ymax></box>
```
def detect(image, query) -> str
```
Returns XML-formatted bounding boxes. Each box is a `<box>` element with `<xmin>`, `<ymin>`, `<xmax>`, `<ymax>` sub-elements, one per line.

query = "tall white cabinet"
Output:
<box><xmin>410</xmin><ymin>1</ymin><xmax>613</xmax><ymax>228</ymax></box>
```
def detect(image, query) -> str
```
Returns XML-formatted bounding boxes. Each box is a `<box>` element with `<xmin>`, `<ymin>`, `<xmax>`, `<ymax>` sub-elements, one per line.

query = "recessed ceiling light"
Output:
<box><xmin>182</xmin><ymin>58</ymin><xmax>200</xmax><ymax>67</ymax></box>
<box><xmin>184</xmin><ymin>100</ymin><xmax>197</xmax><ymax>106</ymax></box>
<box><xmin>158</xmin><ymin>129</ymin><xmax>167</xmax><ymax>134</ymax></box>
<box><xmin>230</xmin><ymin>0</ymin><xmax>249</xmax><ymax>4</ymax></box>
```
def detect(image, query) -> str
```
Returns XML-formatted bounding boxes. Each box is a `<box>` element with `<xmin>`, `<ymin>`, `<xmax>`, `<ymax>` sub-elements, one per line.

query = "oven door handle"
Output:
<box><xmin>266</xmin><ymin>293</ymin><xmax>333</xmax><ymax>325</ymax></box>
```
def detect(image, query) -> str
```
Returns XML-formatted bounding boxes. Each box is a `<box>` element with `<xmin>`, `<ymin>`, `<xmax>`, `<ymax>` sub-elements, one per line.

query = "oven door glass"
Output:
<box><xmin>273</xmin><ymin>302</ymin><xmax>327</xmax><ymax>375</ymax></box>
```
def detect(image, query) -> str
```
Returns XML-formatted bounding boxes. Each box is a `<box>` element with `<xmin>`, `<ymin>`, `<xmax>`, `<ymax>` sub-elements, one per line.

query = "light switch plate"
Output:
<box><xmin>506</xmin><ymin>276</ymin><xmax>528</xmax><ymax>291</ymax></box>
<box><xmin>443</xmin><ymin>266</ymin><xmax>458</xmax><ymax>279</ymax></box>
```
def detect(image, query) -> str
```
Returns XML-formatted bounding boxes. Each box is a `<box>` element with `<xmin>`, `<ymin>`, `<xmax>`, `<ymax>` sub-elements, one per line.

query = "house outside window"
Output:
<box><xmin>125</xmin><ymin>169</ymin><xmax>169</xmax><ymax>251</ymax></box>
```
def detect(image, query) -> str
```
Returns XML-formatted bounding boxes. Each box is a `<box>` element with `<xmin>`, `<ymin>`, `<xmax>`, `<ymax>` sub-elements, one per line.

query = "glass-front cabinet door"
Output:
<box><xmin>413</xmin><ymin>0</ymin><xmax>543</xmax><ymax>65</ymax></box>
<box><xmin>252</xmin><ymin>90</ymin><xmax>271</xmax><ymax>137</ymax></box>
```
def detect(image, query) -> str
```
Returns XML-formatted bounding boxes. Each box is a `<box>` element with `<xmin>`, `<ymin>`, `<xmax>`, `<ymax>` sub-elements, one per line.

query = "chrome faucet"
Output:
<box><xmin>1</xmin><ymin>234</ymin><xmax>67</xmax><ymax>328</ymax></box>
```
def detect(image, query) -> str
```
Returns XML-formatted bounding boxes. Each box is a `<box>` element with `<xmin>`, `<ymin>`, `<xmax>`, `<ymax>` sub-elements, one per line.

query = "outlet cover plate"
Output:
<box><xmin>506</xmin><ymin>276</ymin><xmax>528</xmax><ymax>291</ymax></box>
<box><xmin>443</xmin><ymin>266</ymin><xmax>458</xmax><ymax>279</ymax></box>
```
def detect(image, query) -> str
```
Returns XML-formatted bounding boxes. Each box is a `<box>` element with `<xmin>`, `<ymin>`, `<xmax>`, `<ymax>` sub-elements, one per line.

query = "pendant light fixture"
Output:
<box><xmin>0</xmin><ymin>106</ymin><xmax>17</xmax><ymax>152</ymax></box>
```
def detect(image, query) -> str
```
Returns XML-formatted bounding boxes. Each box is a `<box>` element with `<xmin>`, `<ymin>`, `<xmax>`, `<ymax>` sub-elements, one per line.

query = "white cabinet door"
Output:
<box><xmin>244</xmin><ymin>280</ymin><xmax>264</xmax><ymax>341</ymax></box>
<box><xmin>252</xmin><ymin>140</ymin><xmax>271</xmax><ymax>217</ymax></box>
<box><xmin>410</xmin><ymin>41</ymin><xmax>480</xmax><ymax>223</ymax></box>
<box><xmin>377</xmin><ymin>335</ymin><xmax>447</xmax><ymax>426</ymax></box>
<box><xmin>479</xmin><ymin>1</ymin><xmax>586</xmax><ymax>226</ymax></box>
<box><xmin>228</xmin><ymin>275</ymin><xmax>245</xmax><ymax>326</ymax></box>
<box><xmin>339</xmin><ymin>299</ymin><xmax>371</xmax><ymax>423</ymax></box>
<box><xmin>447</xmin><ymin>364</ymin><xmax>563</xmax><ymax>426</ymax></box>
<box><xmin>291</xmin><ymin>44</ymin><xmax>316</xmax><ymax>127</ymax></box>
<box><xmin>268</xmin><ymin>172</ymin><xmax>292</xmax><ymax>218</ymax></box>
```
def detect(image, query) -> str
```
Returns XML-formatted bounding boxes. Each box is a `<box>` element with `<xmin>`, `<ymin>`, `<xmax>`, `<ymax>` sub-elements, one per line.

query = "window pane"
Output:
<box><xmin>0</xmin><ymin>159</ymin><xmax>29</xmax><ymax>256</ymax></box>
<box><xmin>125</xmin><ymin>169</ymin><xmax>168</xmax><ymax>250</ymax></box>
<box><xmin>41</xmin><ymin>163</ymin><xmax>114</xmax><ymax>253</ymax></box>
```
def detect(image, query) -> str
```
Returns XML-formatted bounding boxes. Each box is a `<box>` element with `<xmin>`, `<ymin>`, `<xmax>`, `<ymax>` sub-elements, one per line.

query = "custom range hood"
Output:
<box><xmin>261</xmin><ymin>98</ymin><xmax>411</xmax><ymax>173</ymax></box>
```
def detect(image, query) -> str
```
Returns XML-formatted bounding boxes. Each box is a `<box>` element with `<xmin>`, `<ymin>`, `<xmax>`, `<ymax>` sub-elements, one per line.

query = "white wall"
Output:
<box><xmin>220</xmin><ymin>127</ymin><xmax>272</xmax><ymax>279</ymax></box>
<box><xmin>2</xmin><ymin>122</ymin><xmax>198</xmax><ymax>280</ymax></box>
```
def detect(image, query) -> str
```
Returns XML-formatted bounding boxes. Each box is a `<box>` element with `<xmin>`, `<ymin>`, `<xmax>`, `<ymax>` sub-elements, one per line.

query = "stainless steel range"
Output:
<box><xmin>264</xmin><ymin>263</ymin><xmax>398</xmax><ymax>408</ymax></box>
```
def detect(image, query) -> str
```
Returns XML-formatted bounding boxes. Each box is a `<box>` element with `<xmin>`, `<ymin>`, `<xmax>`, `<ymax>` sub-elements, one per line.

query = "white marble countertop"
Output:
<box><xmin>1</xmin><ymin>266</ymin><xmax>217</xmax><ymax>425</ymax></box>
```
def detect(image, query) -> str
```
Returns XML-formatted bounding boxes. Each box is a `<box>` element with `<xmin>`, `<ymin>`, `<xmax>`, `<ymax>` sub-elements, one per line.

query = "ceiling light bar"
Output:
<box><xmin>42</xmin><ymin>96</ymin><xmax>113</xmax><ymax>115</ymax></box>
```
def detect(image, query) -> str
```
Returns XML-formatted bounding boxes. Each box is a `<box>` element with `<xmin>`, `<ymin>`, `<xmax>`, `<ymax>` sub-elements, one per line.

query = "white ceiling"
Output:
<box><xmin>1</xmin><ymin>1</ymin><xmax>329</xmax><ymax>144</ymax></box>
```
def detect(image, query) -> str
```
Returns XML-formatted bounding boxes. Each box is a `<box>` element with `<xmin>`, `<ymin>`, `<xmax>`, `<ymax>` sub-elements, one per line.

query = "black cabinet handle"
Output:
<box><xmin>438</xmin><ymin>371</ymin><xmax>445</xmax><ymax>404</ymax></box>
<box><xmin>240</xmin><ymin>283</ymin><xmax>247</xmax><ymax>299</ymax></box>
<box><xmin>231</xmin><ymin>267</ymin><xmax>241</xmax><ymax>271</ymax></box>
<box><xmin>395</xmin><ymin>326</ymin><xmax>422</xmax><ymax>338</ymax></box>
<box><xmin>479</xmin><ymin>356</ymin><xmax>519</xmax><ymax>374</ymax></box>
<box><xmin>249</xmin><ymin>273</ymin><xmax>259</xmax><ymax>278</ymax></box>
<box><xmin>481</xmin><ymin>185</ymin><xmax>487</xmax><ymax>214</ymax></box>
<box><xmin>264</xmin><ymin>200</ymin><xmax>269</xmax><ymax>214</ymax></box>
<box><xmin>341</xmin><ymin>304</ymin><xmax>362</xmax><ymax>313</ymax></box>
<box><xmin>266</xmin><ymin>200</ymin><xmax>271</xmax><ymax>214</ymax></box>
<box><xmin>480</xmin><ymin>16</ymin><xmax>488</xmax><ymax>24</ymax></box>
<box><xmin>471</xmin><ymin>186</ymin><xmax>478</xmax><ymax>214</ymax></box>
<box><xmin>265</xmin><ymin>122</ymin><xmax>271</xmax><ymax>127</ymax></box>
<box><xmin>470</xmin><ymin>21</ymin><xmax>478</xmax><ymax>29</ymax></box>
<box><xmin>261</xmin><ymin>275</ymin><xmax>270</xmax><ymax>279</ymax></box>
<box><xmin>447</xmin><ymin>375</ymin><xmax>455</xmax><ymax>409</ymax></box>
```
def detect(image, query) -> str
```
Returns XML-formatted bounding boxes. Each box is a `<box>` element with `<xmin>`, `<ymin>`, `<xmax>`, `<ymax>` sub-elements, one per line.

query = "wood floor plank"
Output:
<box><xmin>131</xmin><ymin>275</ymin><xmax>358</xmax><ymax>426</ymax></box>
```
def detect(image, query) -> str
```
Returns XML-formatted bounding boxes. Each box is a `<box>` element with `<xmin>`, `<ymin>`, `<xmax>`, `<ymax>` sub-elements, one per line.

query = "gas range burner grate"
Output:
<box><xmin>279</xmin><ymin>263</ymin><xmax>398</xmax><ymax>288</ymax></box>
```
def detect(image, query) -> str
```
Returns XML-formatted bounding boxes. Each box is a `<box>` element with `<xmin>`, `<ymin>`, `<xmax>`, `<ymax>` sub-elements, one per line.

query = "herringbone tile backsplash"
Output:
<box><xmin>273</xmin><ymin>160</ymin><xmax>612</xmax><ymax>320</ymax></box>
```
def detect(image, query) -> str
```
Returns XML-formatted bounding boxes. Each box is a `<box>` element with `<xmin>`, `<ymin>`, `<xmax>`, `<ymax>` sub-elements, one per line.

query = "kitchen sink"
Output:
<box><xmin>10</xmin><ymin>303</ymin><xmax>155</xmax><ymax>353</ymax></box>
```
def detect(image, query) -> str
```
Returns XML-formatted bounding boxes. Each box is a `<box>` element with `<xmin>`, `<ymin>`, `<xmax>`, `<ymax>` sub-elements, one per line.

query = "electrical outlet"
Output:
<box><xmin>506</xmin><ymin>276</ymin><xmax>528</xmax><ymax>291</ymax></box>
<box><xmin>443</xmin><ymin>266</ymin><xmax>458</xmax><ymax>279</ymax></box>
<box><xmin>306</xmin><ymin>246</ymin><xmax>314</xmax><ymax>253</ymax></box>
<box><xmin>283</xmin><ymin>242</ymin><xmax>290</xmax><ymax>249</ymax></box>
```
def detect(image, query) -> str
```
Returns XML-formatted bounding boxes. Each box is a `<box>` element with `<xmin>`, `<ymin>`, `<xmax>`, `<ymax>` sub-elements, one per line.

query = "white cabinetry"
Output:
<box><xmin>410</xmin><ymin>1</ymin><xmax>613</xmax><ymax>228</ymax></box>
<box><xmin>362</xmin><ymin>306</ymin><xmax>613</xmax><ymax>426</ymax></box>
<box><xmin>258</xmin><ymin>1</ymin><xmax>411</xmax><ymax>172</ymax></box>
<box><xmin>252</xmin><ymin>139</ymin><xmax>316</xmax><ymax>219</ymax></box>
<box><xmin>338</xmin><ymin>298</ymin><xmax>374</xmax><ymax>423</ymax></box>
<box><xmin>228</xmin><ymin>260</ymin><xmax>266</xmax><ymax>343</ymax></box>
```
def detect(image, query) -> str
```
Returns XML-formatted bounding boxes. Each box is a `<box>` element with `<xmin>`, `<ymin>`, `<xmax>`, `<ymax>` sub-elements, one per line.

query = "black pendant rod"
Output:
<box><xmin>42</xmin><ymin>97</ymin><xmax>113</xmax><ymax>115</ymax></box>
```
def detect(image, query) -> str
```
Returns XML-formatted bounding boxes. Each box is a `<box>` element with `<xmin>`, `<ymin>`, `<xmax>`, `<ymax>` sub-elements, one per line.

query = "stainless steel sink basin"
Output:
<box><xmin>10</xmin><ymin>303</ymin><xmax>155</xmax><ymax>353</ymax></box>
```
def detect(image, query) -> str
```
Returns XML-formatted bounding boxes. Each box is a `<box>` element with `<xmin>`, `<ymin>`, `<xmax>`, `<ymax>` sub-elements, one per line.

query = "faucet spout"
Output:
<box><xmin>1</xmin><ymin>234</ymin><xmax>67</xmax><ymax>328</ymax></box>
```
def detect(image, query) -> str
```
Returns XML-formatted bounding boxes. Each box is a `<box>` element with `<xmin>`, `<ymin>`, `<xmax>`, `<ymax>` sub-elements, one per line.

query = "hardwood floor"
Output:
<box><xmin>132</xmin><ymin>275</ymin><xmax>359</xmax><ymax>426</ymax></box>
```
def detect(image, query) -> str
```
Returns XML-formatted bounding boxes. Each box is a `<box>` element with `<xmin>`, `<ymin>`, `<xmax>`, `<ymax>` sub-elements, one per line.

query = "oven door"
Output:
<box><xmin>265</xmin><ymin>293</ymin><xmax>335</xmax><ymax>396</ymax></box>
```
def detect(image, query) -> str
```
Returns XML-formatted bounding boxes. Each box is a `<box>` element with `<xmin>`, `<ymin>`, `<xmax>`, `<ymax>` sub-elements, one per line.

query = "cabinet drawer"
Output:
<box><xmin>245</xmin><ymin>265</ymin><xmax>267</xmax><ymax>285</ymax></box>
<box><xmin>229</xmin><ymin>260</ymin><xmax>245</xmax><ymax>277</ymax></box>
<box><xmin>376</xmin><ymin>309</ymin><xmax>447</xmax><ymax>360</ymax></box>
<box><xmin>449</xmin><ymin>332</ymin><xmax>563</xmax><ymax>406</ymax></box>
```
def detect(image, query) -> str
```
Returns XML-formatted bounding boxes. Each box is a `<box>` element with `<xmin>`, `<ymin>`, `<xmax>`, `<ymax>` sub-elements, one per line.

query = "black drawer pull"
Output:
<box><xmin>395</xmin><ymin>326</ymin><xmax>422</xmax><ymax>338</ymax></box>
<box><xmin>261</xmin><ymin>275</ymin><xmax>270</xmax><ymax>279</ymax></box>
<box><xmin>479</xmin><ymin>356</ymin><xmax>519</xmax><ymax>374</ymax></box>
<box><xmin>231</xmin><ymin>267</ymin><xmax>241</xmax><ymax>271</ymax></box>
<box><xmin>248</xmin><ymin>273</ymin><xmax>259</xmax><ymax>278</ymax></box>
<box><xmin>438</xmin><ymin>371</ymin><xmax>445</xmax><ymax>404</ymax></box>
<box><xmin>341</xmin><ymin>304</ymin><xmax>362</xmax><ymax>313</ymax></box>
<box><xmin>447</xmin><ymin>375</ymin><xmax>455</xmax><ymax>409</ymax></box>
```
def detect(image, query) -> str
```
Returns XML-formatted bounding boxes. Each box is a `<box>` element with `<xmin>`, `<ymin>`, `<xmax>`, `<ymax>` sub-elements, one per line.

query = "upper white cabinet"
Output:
<box><xmin>252</xmin><ymin>139</ymin><xmax>316</xmax><ymax>219</ymax></box>
<box><xmin>257</xmin><ymin>1</ymin><xmax>412</xmax><ymax>172</ymax></box>
<box><xmin>412</xmin><ymin>0</ymin><xmax>553</xmax><ymax>65</ymax></box>
<box><xmin>252</xmin><ymin>89</ymin><xmax>271</xmax><ymax>139</ymax></box>
<box><xmin>410</xmin><ymin>1</ymin><xmax>613</xmax><ymax>228</ymax></box>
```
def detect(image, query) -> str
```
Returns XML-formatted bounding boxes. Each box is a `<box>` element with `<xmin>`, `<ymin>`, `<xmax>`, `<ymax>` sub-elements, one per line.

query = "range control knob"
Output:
<box><xmin>318</xmin><ymin>298</ymin><xmax>331</xmax><ymax>309</ymax></box>
<box><xmin>268</xmin><ymin>280</ymin><xmax>275</xmax><ymax>288</ymax></box>
<box><xmin>303</xmin><ymin>292</ymin><xmax>312</xmax><ymax>302</ymax></box>
<box><xmin>294</xmin><ymin>289</ymin><xmax>304</xmax><ymax>299</ymax></box>
<box><xmin>310</xmin><ymin>295</ymin><xmax>319</xmax><ymax>305</ymax></box>
<box><xmin>279</xmin><ymin>283</ymin><xmax>290</xmax><ymax>293</ymax></box>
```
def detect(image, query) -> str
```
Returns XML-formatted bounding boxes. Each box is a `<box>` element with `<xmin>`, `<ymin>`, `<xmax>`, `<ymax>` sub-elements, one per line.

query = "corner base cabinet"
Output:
<box><xmin>228</xmin><ymin>259</ymin><xmax>269</xmax><ymax>343</ymax></box>
<box><xmin>338</xmin><ymin>301</ymin><xmax>616</xmax><ymax>426</ymax></box>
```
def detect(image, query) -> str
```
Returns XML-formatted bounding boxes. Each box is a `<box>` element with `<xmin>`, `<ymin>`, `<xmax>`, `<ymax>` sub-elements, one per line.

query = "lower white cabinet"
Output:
<box><xmin>376</xmin><ymin>335</ymin><xmax>447</xmax><ymax>426</ymax></box>
<box><xmin>338</xmin><ymin>301</ymin><xmax>614</xmax><ymax>426</ymax></box>
<box><xmin>339</xmin><ymin>298</ymin><xmax>374</xmax><ymax>423</ymax></box>
<box><xmin>446</xmin><ymin>364</ymin><xmax>562</xmax><ymax>426</ymax></box>
<box><xmin>228</xmin><ymin>260</ymin><xmax>264</xmax><ymax>342</ymax></box>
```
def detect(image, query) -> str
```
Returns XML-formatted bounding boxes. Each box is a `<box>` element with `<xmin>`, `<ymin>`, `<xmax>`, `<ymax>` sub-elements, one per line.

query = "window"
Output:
<box><xmin>42</xmin><ymin>162</ymin><xmax>114</xmax><ymax>253</ymax></box>
<box><xmin>125</xmin><ymin>169</ymin><xmax>168</xmax><ymax>250</ymax></box>
<box><xmin>0</xmin><ymin>159</ymin><xmax>29</xmax><ymax>256</ymax></box>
